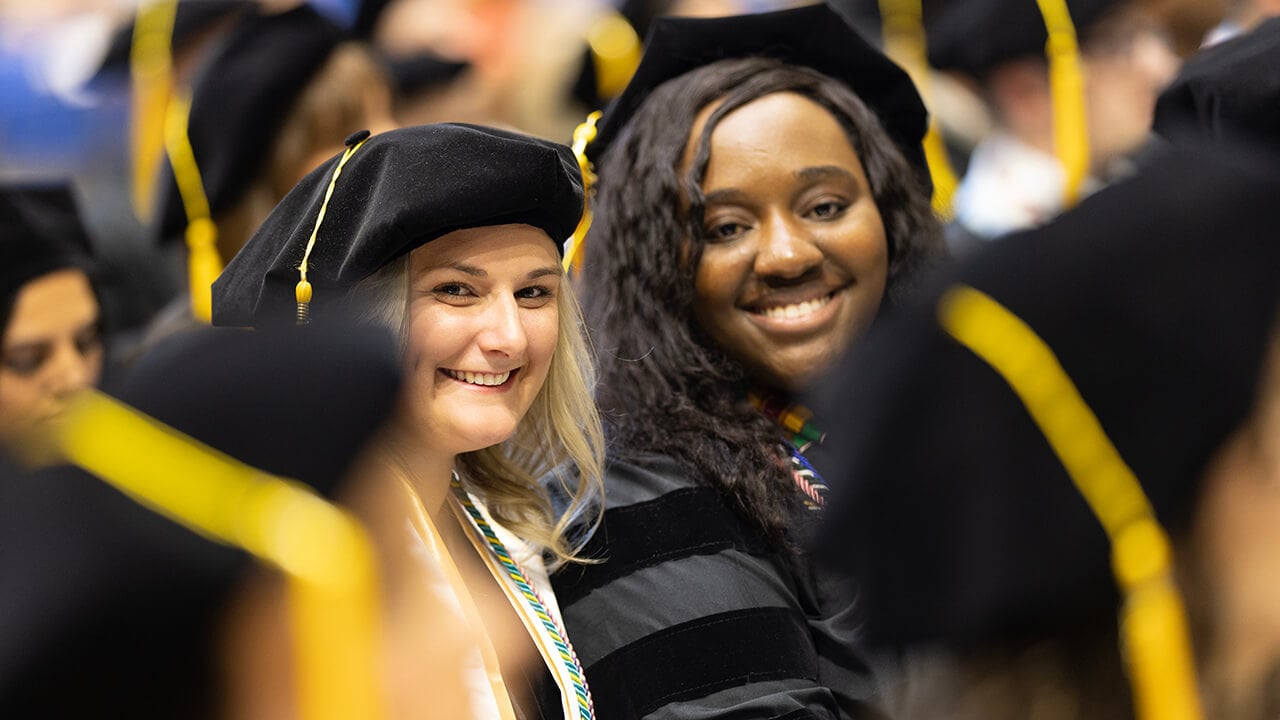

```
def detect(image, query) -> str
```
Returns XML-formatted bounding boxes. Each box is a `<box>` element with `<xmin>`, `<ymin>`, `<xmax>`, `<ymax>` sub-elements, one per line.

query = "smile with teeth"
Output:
<box><xmin>443</xmin><ymin>368</ymin><xmax>513</xmax><ymax>386</ymax></box>
<box><xmin>753</xmin><ymin>291</ymin><xmax>836</xmax><ymax>320</ymax></box>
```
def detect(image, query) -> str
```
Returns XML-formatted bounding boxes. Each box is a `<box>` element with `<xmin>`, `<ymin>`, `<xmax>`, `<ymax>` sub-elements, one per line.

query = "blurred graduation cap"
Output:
<box><xmin>583</xmin><ymin>1</ymin><xmax>929</xmax><ymax>182</ymax></box>
<box><xmin>153</xmin><ymin>4</ymin><xmax>344</xmax><ymax>243</ymax></box>
<box><xmin>96</xmin><ymin>0</ymin><xmax>255</xmax><ymax>76</ymax></box>
<box><xmin>384</xmin><ymin>51</ymin><xmax>470</xmax><ymax>99</ymax></box>
<box><xmin>0</xmin><ymin>183</ymin><xmax>94</xmax><ymax>306</ymax></box>
<box><xmin>812</xmin><ymin>147</ymin><xmax>1280</xmax><ymax>715</ymax></box>
<box><xmin>1153</xmin><ymin>15</ymin><xmax>1280</xmax><ymax>161</ymax></box>
<box><xmin>107</xmin><ymin>2</ymin><xmax>345</xmax><ymax>323</ymax></box>
<box><xmin>0</xmin><ymin>318</ymin><xmax>401</xmax><ymax>716</ymax></box>
<box><xmin>212</xmin><ymin>123</ymin><xmax>584</xmax><ymax>328</ymax></box>
<box><xmin>924</xmin><ymin>0</ymin><xmax>1117</xmax><ymax>78</ymax></box>
<box><xmin>570</xmin><ymin>0</ymin><xmax>653</xmax><ymax>112</ymax></box>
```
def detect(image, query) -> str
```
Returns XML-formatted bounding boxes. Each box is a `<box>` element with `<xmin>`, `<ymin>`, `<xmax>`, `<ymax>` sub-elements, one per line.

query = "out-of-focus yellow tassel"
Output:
<box><xmin>185</xmin><ymin>217</ymin><xmax>220</xmax><ymax>323</ymax></box>
<box><xmin>163</xmin><ymin>87</ymin><xmax>222</xmax><ymax>323</ymax></box>
<box><xmin>939</xmin><ymin>285</ymin><xmax>1203</xmax><ymax>720</ymax></box>
<box><xmin>129</xmin><ymin>0</ymin><xmax>179</xmax><ymax>223</ymax></box>
<box><xmin>1036</xmin><ymin>0</ymin><xmax>1090</xmax><ymax>207</ymax></box>
<box><xmin>54</xmin><ymin>390</ymin><xmax>387</xmax><ymax>720</ymax></box>
<box><xmin>563</xmin><ymin>111</ymin><xmax>601</xmax><ymax>278</ymax></box>
<box><xmin>587</xmin><ymin>12</ymin><xmax>642</xmax><ymax>101</ymax></box>
<box><xmin>879</xmin><ymin>0</ymin><xmax>960</xmax><ymax>219</ymax></box>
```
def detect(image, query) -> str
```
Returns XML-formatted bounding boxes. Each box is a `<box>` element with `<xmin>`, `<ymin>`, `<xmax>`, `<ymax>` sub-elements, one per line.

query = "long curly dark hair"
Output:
<box><xmin>580</xmin><ymin>57</ymin><xmax>944</xmax><ymax>545</ymax></box>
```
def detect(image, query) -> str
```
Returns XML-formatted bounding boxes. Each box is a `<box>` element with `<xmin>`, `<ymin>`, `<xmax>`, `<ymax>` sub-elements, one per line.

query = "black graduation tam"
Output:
<box><xmin>386</xmin><ymin>51</ymin><xmax>470</xmax><ymax>97</ymax></box>
<box><xmin>1153</xmin><ymin>16</ymin><xmax>1280</xmax><ymax>162</ymax></box>
<box><xmin>812</xmin><ymin>146</ymin><xmax>1280</xmax><ymax>649</ymax></box>
<box><xmin>117</xmin><ymin>320</ymin><xmax>402</xmax><ymax>497</ymax></box>
<box><xmin>0</xmin><ymin>319</ymin><xmax>401</xmax><ymax>715</ymax></box>
<box><xmin>926</xmin><ymin>0</ymin><xmax>1118</xmax><ymax>78</ymax></box>
<box><xmin>157</xmin><ymin>4</ymin><xmax>344</xmax><ymax>240</ymax></box>
<box><xmin>94</xmin><ymin>0</ymin><xmax>255</xmax><ymax>77</ymax></box>
<box><xmin>0</xmin><ymin>183</ymin><xmax>93</xmax><ymax>303</ymax></box>
<box><xmin>0</xmin><ymin>459</ymin><xmax>241</xmax><ymax>717</ymax></box>
<box><xmin>212</xmin><ymin>123</ymin><xmax>584</xmax><ymax>328</ymax></box>
<box><xmin>585</xmin><ymin>1</ymin><xmax>929</xmax><ymax>183</ymax></box>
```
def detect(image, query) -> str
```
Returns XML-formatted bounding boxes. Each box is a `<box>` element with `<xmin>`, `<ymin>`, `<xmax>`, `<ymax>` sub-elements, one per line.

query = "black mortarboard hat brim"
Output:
<box><xmin>587</xmin><ymin>1</ymin><xmax>929</xmax><ymax>184</ymax></box>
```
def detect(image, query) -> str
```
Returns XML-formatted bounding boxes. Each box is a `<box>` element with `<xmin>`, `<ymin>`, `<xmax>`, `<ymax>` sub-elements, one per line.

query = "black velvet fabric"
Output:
<box><xmin>211</xmin><ymin>123</ymin><xmax>584</xmax><ymax>328</ymax></box>
<box><xmin>814</xmin><ymin>146</ymin><xmax>1280</xmax><ymax>649</ymax></box>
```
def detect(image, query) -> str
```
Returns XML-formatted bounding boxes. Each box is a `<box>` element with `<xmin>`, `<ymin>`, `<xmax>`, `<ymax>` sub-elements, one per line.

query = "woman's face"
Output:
<box><xmin>400</xmin><ymin>224</ymin><xmax>561</xmax><ymax>457</ymax></box>
<box><xmin>685</xmin><ymin>91</ymin><xmax>889</xmax><ymax>392</ymax></box>
<box><xmin>0</xmin><ymin>269</ymin><xmax>103</xmax><ymax>446</ymax></box>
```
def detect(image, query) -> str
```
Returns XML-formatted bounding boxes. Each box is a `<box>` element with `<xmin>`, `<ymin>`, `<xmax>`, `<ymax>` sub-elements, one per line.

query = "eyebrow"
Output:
<box><xmin>795</xmin><ymin>165</ymin><xmax>858</xmax><ymax>183</ymax></box>
<box><xmin>433</xmin><ymin>263</ymin><xmax>562</xmax><ymax>280</ymax></box>
<box><xmin>702</xmin><ymin>166</ymin><xmax>860</xmax><ymax>207</ymax></box>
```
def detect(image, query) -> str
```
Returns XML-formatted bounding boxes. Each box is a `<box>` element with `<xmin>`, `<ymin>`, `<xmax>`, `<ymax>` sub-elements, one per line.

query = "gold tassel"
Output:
<box><xmin>1036</xmin><ymin>0</ymin><xmax>1090</xmax><ymax>207</ymax></box>
<box><xmin>129</xmin><ymin>0</ymin><xmax>179</xmax><ymax>223</ymax></box>
<box><xmin>879</xmin><ymin>0</ymin><xmax>960</xmax><ymax>219</ymax></box>
<box><xmin>939</xmin><ymin>285</ymin><xmax>1203</xmax><ymax>720</ymax></box>
<box><xmin>185</xmin><ymin>217</ymin><xmax>220</xmax><ymax>323</ymax></box>
<box><xmin>563</xmin><ymin>111</ymin><xmax>602</xmax><ymax>277</ymax></box>
<box><xmin>163</xmin><ymin>87</ymin><xmax>222</xmax><ymax>324</ymax></box>
<box><xmin>587</xmin><ymin>12</ymin><xmax>642</xmax><ymax>101</ymax></box>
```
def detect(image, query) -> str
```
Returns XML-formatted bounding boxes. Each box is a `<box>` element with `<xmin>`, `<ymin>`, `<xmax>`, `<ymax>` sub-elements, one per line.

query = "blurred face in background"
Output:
<box><xmin>1082</xmin><ymin>7</ymin><xmax>1181</xmax><ymax>167</ymax></box>
<box><xmin>0</xmin><ymin>268</ymin><xmax>103</xmax><ymax>450</ymax></box>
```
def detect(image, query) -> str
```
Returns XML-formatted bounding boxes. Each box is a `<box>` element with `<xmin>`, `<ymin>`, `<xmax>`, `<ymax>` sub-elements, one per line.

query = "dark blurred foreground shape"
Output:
<box><xmin>814</xmin><ymin>144</ymin><xmax>1280</xmax><ymax>720</ymax></box>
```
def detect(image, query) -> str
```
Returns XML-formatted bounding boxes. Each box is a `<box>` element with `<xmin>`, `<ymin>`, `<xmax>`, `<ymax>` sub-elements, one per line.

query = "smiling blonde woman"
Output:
<box><xmin>213</xmin><ymin>123</ymin><xmax>603</xmax><ymax>720</ymax></box>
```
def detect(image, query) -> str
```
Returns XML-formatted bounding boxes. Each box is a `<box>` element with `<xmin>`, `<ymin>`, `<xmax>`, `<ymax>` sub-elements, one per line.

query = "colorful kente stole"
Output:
<box><xmin>749</xmin><ymin>392</ymin><xmax>829</xmax><ymax>510</ymax></box>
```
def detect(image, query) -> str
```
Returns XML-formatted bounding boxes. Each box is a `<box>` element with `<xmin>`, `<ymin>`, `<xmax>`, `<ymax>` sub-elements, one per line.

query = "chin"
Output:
<box><xmin>450</xmin><ymin>419</ymin><xmax>521</xmax><ymax>454</ymax></box>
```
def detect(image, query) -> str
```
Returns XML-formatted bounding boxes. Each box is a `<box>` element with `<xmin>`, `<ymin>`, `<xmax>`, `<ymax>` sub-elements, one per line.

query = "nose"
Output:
<box><xmin>46</xmin><ymin>340</ymin><xmax>97</xmax><ymax>398</ymax></box>
<box><xmin>476</xmin><ymin>295</ymin><xmax>528</xmax><ymax>359</ymax></box>
<box><xmin>752</xmin><ymin>211</ymin><xmax>824</xmax><ymax>281</ymax></box>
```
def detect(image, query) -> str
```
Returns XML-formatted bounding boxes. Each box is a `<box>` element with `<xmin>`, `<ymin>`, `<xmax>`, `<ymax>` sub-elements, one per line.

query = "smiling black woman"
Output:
<box><xmin>549</xmin><ymin>3</ymin><xmax>945</xmax><ymax>719</ymax></box>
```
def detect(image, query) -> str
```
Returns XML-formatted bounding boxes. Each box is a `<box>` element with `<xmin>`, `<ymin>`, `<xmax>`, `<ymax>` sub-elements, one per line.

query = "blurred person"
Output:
<box><xmin>548</xmin><ymin>4</ymin><xmax>944</xmax><ymax>718</ymax></box>
<box><xmin>928</xmin><ymin>0</ymin><xmax>1180</xmax><ymax>251</ymax></box>
<box><xmin>1154</xmin><ymin>15</ymin><xmax>1280</xmax><ymax>161</ymax></box>
<box><xmin>813</xmin><ymin>146</ymin><xmax>1280</xmax><ymax>719</ymax></box>
<box><xmin>212</xmin><ymin>123</ymin><xmax>605</xmax><ymax>720</ymax></box>
<box><xmin>95</xmin><ymin>2</ymin><xmax>396</xmax><ymax>341</ymax></box>
<box><xmin>0</xmin><ymin>184</ymin><xmax>103</xmax><ymax>458</ymax></box>
<box><xmin>0</xmin><ymin>319</ymin><xmax>474</xmax><ymax>719</ymax></box>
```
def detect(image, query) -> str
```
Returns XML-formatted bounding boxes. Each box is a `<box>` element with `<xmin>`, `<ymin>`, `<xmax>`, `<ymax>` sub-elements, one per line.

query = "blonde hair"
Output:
<box><xmin>349</xmin><ymin>254</ymin><xmax>605</xmax><ymax>567</ymax></box>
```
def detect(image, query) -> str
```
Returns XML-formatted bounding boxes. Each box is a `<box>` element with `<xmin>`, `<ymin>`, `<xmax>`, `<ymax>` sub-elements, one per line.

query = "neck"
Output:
<box><xmin>378</xmin><ymin>427</ymin><xmax>457</xmax><ymax>520</ymax></box>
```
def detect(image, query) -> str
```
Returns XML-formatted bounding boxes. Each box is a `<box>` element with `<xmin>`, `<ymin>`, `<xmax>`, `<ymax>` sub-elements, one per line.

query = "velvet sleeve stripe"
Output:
<box><xmin>585</xmin><ymin>606</ymin><xmax>820</xmax><ymax>720</ymax></box>
<box><xmin>554</xmin><ymin>486</ymin><xmax>770</xmax><ymax>606</ymax></box>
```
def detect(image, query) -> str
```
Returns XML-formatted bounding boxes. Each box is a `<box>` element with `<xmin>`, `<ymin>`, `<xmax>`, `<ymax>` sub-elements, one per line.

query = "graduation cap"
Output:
<box><xmin>212</xmin><ymin>123</ymin><xmax>584</xmax><ymax>328</ymax></box>
<box><xmin>925</xmin><ymin>0</ymin><xmax>1118</xmax><ymax>78</ymax></box>
<box><xmin>812</xmin><ymin>147</ymin><xmax>1280</xmax><ymax>715</ymax></box>
<box><xmin>155</xmin><ymin>4</ymin><xmax>345</xmax><ymax>243</ymax></box>
<box><xmin>583</xmin><ymin>1</ymin><xmax>929</xmax><ymax>182</ymax></box>
<box><xmin>385</xmin><ymin>51</ymin><xmax>470</xmax><ymax>99</ymax></box>
<box><xmin>0</xmin><ymin>183</ymin><xmax>93</xmax><ymax>305</ymax></box>
<box><xmin>1153</xmin><ymin>15</ymin><xmax>1280</xmax><ymax>161</ymax></box>
<box><xmin>95</xmin><ymin>0</ymin><xmax>255</xmax><ymax>77</ymax></box>
<box><xmin>0</xmin><ymin>318</ymin><xmax>401</xmax><ymax>716</ymax></box>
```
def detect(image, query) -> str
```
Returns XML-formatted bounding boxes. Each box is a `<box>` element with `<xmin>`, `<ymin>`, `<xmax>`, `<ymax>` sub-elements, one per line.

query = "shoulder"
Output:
<box><xmin>552</xmin><ymin>456</ymin><xmax>849</xmax><ymax>718</ymax></box>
